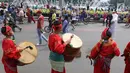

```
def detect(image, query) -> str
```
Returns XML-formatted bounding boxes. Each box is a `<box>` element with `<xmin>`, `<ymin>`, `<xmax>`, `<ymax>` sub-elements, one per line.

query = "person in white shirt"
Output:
<box><xmin>18</xmin><ymin>8</ymin><xmax>24</xmax><ymax>24</ymax></box>
<box><xmin>108</xmin><ymin>11</ymin><xmax>118</xmax><ymax>39</ymax></box>
<box><xmin>71</xmin><ymin>9</ymin><xmax>77</xmax><ymax>30</ymax></box>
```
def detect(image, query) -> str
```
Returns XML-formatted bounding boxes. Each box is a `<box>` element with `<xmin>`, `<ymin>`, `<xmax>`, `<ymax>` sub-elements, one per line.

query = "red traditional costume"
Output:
<box><xmin>89</xmin><ymin>28</ymin><xmax>120</xmax><ymax>73</ymax></box>
<box><xmin>26</xmin><ymin>8</ymin><xmax>35</xmax><ymax>23</ymax></box>
<box><xmin>26</xmin><ymin>8</ymin><xmax>31</xmax><ymax>22</ymax></box>
<box><xmin>48</xmin><ymin>24</ymin><xmax>66</xmax><ymax>73</ymax></box>
<box><xmin>103</xmin><ymin>13</ymin><xmax>107</xmax><ymax>21</ymax></box>
<box><xmin>1</xmin><ymin>26</ymin><xmax>21</xmax><ymax>73</ymax></box>
<box><xmin>123</xmin><ymin>42</ymin><xmax>130</xmax><ymax>73</ymax></box>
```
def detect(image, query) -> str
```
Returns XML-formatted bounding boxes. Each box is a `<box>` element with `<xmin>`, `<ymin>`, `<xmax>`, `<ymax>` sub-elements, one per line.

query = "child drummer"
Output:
<box><xmin>1</xmin><ymin>25</ymin><xmax>25</xmax><ymax>73</ymax></box>
<box><xmin>48</xmin><ymin>20</ymin><xmax>73</xmax><ymax>73</ymax></box>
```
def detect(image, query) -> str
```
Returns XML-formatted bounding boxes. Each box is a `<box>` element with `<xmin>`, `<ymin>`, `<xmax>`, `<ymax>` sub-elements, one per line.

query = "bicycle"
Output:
<box><xmin>44</xmin><ymin>25</ymin><xmax>53</xmax><ymax>33</ymax></box>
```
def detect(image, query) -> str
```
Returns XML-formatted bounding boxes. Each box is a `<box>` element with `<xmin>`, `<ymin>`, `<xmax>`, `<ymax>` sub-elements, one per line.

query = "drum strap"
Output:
<box><xmin>94</xmin><ymin>41</ymin><xmax>105</xmax><ymax>60</ymax></box>
<box><xmin>89</xmin><ymin>41</ymin><xmax>104</xmax><ymax>65</ymax></box>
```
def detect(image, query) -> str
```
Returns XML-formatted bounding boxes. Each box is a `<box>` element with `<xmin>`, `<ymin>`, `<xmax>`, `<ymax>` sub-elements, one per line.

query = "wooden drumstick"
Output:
<box><xmin>86</xmin><ymin>55</ymin><xmax>93</xmax><ymax>65</ymax></box>
<box><xmin>24</xmin><ymin>46</ymin><xmax>37</xmax><ymax>57</ymax></box>
<box><xmin>24</xmin><ymin>46</ymin><xmax>33</xmax><ymax>50</ymax></box>
<box><xmin>71</xmin><ymin>35</ymin><xmax>74</xmax><ymax>39</ymax></box>
<box><xmin>85</xmin><ymin>48</ymin><xmax>91</xmax><ymax>58</ymax></box>
<box><xmin>69</xmin><ymin>35</ymin><xmax>74</xmax><ymax>46</ymax></box>
<box><xmin>86</xmin><ymin>55</ymin><xmax>90</xmax><ymax>58</ymax></box>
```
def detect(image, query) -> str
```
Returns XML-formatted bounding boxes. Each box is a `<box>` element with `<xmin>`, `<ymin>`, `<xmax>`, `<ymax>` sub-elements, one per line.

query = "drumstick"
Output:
<box><xmin>24</xmin><ymin>46</ymin><xmax>37</xmax><ymax>57</ymax></box>
<box><xmin>86</xmin><ymin>55</ymin><xmax>93</xmax><ymax>65</ymax></box>
<box><xmin>24</xmin><ymin>46</ymin><xmax>33</xmax><ymax>50</ymax></box>
<box><xmin>85</xmin><ymin>48</ymin><xmax>91</xmax><ymax>58</ymax></box>
<box><xmin>71</xmin><ymin>35</ymin><xmax>74</xmax><ymax>39</ymax></box>
<box><xmin>86</xmin><ymin>55</ymin><xmax>90</xmax><ymax>58</ymax></box>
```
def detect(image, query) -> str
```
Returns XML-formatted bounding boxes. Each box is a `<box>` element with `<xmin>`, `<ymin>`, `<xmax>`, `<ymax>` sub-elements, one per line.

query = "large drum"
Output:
<box><xmin>62</xmin><ymin>33</ymin><xmax>83</xmax><ymax>62</ymax></box>
<box><xmin>17</xmin><ymin>42</ymin><xmax>38</xmax><ymax>66</ymax></box>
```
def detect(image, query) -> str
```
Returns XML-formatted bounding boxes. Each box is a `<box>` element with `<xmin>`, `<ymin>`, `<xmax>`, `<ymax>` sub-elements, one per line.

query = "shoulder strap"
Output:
<box><xmin>97</xmin><ymin>41</ymin><xmax>105</xmax><ymax>55</ymax></box>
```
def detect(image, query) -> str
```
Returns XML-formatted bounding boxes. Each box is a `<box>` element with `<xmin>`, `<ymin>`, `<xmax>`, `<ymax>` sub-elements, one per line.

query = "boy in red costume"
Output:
<box><xmin>87</xmin><ymin>28</ymin><xmax>120</xmax><ymax>73</ymax></box>
<box><xmin>48</xmin><ymin>20</ymin><xmax>72</xmax><ymax>73</ymax></box>
<box><xmin>1</xmin><ymin>25</ymin><xmax>25</xmax><ymax>73</ymax></box>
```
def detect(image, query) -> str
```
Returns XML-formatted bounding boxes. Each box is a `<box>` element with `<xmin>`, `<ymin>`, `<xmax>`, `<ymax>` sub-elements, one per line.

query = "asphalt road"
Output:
<box><xmin>0</xmin><ymin>21</ymin><xmax>130</xmax><ymax>73</ymax></box>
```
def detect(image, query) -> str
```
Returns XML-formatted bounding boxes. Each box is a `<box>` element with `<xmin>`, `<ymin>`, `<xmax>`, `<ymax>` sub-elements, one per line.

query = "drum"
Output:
<box><xmin>62</xmin><ymin>33</ymin><xmax>83</xmax><ymax>62</ymax></box>
<box><xmin>17</xmin><ymin>42</ymin><xmax>38</xmax><ymax>66</ymax></box>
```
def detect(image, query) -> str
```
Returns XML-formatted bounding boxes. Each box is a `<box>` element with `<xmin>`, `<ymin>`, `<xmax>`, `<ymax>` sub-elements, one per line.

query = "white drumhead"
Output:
<box><xmin>18</xmin><ymin>42</ymin><xmax>38</xmax><ymax>64</ymax></box>
<box><xmin>62</xmin><ymin>33</ymin><xmax>83</xmax><ymax>48</ymax></box>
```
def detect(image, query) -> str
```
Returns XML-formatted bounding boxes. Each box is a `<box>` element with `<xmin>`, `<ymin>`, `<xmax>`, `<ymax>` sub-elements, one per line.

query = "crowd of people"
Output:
<box><xmin>0</xmin><ymin>3</ymin><xmax>130</xmax><ymax>73</ymax></box>
<box><xmin>62</xmin><ymin>8</ymin><xmax>130</xmax><ymax>28</ymax></box>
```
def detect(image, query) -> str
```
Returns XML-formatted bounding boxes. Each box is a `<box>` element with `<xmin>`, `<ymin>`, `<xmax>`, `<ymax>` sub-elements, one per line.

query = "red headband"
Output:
<box><xmin>52</xmin><ymin>24</ymin><xmax>62</xmax><ymax>31</ymax></box>
<box><xmin>101</xmin><ymin>28</ymin><xmax>109</xmax><ymax>39</ymax></box>
<box><xmin>2</xmin><ymin>26</ymin><xmax>12</xmax><ymax>35</ymax></box>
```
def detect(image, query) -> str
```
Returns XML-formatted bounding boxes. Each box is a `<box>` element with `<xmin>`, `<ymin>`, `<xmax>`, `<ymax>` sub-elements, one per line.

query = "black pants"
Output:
<box><xmin>10</xmin><ymin>24</ymin><xmax>21</xmax><ymax>32</ymax></box>
<box><xmin>49</xmin><ymin>20</ymin><xmax>52</xmax><ymax>29</ymax></box>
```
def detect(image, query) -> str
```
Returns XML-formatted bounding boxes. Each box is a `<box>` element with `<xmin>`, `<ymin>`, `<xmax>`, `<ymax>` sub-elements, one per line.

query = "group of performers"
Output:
<box><xmin>1</xmin><ymin>19</ymin><xmax>130</xmax><ymax>73</ymax></box>
<box><xmin>0</xmin><ymin>9</ymin><xmax>72</xmax><ymax>73</ymax></box>
<box><xmin>1</xmin><ymin>7</ymin><xmax>130</xmax><ymax>73</ymax></box>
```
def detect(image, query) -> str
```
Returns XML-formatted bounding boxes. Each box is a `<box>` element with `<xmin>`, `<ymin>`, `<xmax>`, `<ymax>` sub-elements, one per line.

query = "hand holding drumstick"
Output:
<box><xmin>17</xmin><ymin>46</ymin><xmax>33</xmax><ymax>52</ymax></box>
<box><xmin>86</xmin><ymin>55</ymin><xmax>91</xmax><ymax>59</ymax></box>
<box><xmin>64</xmin><ymin>35</ymin><xmax>74</xmax><ymax>45</ymax></box>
